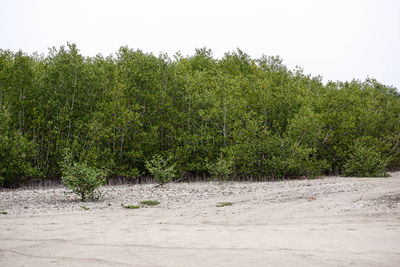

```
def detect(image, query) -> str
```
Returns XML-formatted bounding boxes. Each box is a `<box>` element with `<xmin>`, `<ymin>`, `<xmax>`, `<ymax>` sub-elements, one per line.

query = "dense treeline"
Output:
<box><xmin>1</xmin><ymin>43</ymin><xmax>399</xmax><ymax>187</ymax></box>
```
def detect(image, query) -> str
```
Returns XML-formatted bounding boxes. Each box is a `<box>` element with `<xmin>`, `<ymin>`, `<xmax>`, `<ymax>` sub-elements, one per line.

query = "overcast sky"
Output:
<box><xmin>1</xmin><ymin>0</ymin><xmax>399</xmax><ymax>89</ymax></box>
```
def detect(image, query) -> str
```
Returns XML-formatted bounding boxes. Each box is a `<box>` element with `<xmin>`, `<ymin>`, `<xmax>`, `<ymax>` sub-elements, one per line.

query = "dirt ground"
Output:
<box><xmin>1</xmin><ymin>173</ymin><xmax>400</xmax><ymax>266</ymax></box>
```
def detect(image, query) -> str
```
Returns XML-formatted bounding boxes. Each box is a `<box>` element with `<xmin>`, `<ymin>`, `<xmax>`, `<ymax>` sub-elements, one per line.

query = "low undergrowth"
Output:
<box><xmin>216</xmin><ymin>202</ymin><xmax>233</xmax><ymax>207</ymax></box>
<box><xmin>124</xmin><ymin>205</ymin><xmax>140</xmax><ymax>209</ymax></box>
<box><xmin>140</xmin><ymin>200</ymin><xmax>160</xmax><ymax>206</ymax></box>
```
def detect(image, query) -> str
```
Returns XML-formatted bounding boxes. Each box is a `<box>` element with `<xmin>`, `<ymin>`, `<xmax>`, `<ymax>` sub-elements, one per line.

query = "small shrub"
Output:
<box><xmin>124</xmin><ymin>205</ymin><xmax>140</xmax><ymax>209</ymax></box>
<box><xmin>140</xmin><ymin>200</ymin><xmax>160</xmax><ymax>206</ymax></box>
<box><xmin>61</xmin><ymin>151</ymin><xmax>106</xmax><ymax>201</ymax></box>
<box><xmin>145</xmin><ymin>155</ymin><xmax>176</xmax><ymax>185</ymax></box>
<box><xmin>1</xmin><ymin>211</ymin><xmax>7</xmax><ymax>215</ymax></box>
<box><xmin>216</xmin><ymin>202</ymin><xmax>233</xmax><ymax>207</ymax></box>
<box><xmin>207</xmin><ymin>155</ymin><xmax>233</xmax><ymax>180</ymax></box>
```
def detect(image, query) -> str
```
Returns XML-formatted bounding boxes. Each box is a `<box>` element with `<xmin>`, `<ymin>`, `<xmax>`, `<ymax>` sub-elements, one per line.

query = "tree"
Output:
<box><xmin>0</xmin><ymin>107</ymin><xmax>40</xmax><ymax>187</ymax></box>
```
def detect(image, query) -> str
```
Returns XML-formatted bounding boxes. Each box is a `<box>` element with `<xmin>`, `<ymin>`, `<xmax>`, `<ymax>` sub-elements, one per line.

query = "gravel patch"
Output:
<box><xmin>1</xmin><ymin>173</ymin><xmax>399</xmax><ymax>216</ymax></box>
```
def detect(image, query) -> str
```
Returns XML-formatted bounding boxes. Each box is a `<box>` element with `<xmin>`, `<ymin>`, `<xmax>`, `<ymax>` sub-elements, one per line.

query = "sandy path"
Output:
<box><xmin>1</xmin><ymin>174</ymin><xmax>400</xmax><ymax>266</ymax></box>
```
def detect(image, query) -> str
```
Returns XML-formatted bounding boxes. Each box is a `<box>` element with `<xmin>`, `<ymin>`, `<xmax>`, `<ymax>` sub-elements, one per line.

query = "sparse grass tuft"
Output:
<box><xmin>1</xmin><ymin>211</ymin><xmax>7</xmax><ymax>215</ymax></box>
<box><xmin>81</xmin><ymin>205</ymin><xmax>89</xmax><ymax>210</ymax></box>
<box><xmin>216</xmin><ymin>202</ymin><xmax>233</xmax><ymax>207</ymax></box>
<box><xmin>140</xmin><ymin>200</ymin><xmax>160</xmax><ymax>206</ymax></box>
<box><xmin>124</xmin><ymin>205</ymin><xmax>140</xmax><ymax>209</ymax></box>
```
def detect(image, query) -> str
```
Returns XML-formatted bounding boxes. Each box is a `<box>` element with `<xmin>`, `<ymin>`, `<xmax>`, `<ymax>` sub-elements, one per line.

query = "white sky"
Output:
<box><xmin>1</xmin><ymin>0</ymin><xmax>399</xmax><ymax>89</ymax></box>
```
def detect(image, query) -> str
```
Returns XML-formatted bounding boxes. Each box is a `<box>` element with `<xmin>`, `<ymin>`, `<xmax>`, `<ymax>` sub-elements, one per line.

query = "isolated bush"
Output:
<box><xmin>145</xmin><ymin>154</ymin><xmax>176</xmax><ymax>185</ymax></box>
<box><xmin>343</xmin><ymin>138</ymin><xmax>390</xmax><ymax>177</ymax></box>
<box><xmin>61</xmin><ymin>151</ymin><xmax>106</xmax><ymax>201</ymax></box>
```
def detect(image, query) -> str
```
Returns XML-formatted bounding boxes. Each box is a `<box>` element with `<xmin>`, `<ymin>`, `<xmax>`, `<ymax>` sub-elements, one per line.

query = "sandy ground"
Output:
<box><xmin>1</xmin><ymin>173</ymin><xmax>400</xmax><ymax>267</ymax></box>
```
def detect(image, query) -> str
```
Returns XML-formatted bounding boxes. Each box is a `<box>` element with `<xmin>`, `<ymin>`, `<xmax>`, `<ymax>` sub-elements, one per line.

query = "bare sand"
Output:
<box><xmin>1</xmin><ymin>173</ymin><xmax>400</xmax><ymax>266</ymax></box>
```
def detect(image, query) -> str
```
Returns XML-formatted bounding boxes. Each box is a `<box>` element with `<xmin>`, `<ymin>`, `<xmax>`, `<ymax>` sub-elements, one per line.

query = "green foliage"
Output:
<box><xmin>227</xmin><ymin>119</ymin><xmax>327</xmax><ymax>179</ymax></box>
<box><xmin>1</xmin><ymin>45</ymin><xmax>399</xmax><ymax>186</ymax></box>
<box><xmin>1</xmin><ymin>211</ymin><xmax>7</xmax><ymax>215</ymax></box>
<box><xmin>61</xmin><ymin>151</ymin><xmax>106</xmax><ymax>201</ymax></box>
<box><xmin>343</xmin><ymin>138</ymin><xmax>390</xmax><ymax>177</ymax></box>
<box><xmin>124</xmin><ymin>205</ymin><xmax>140</xmax><ymax>209</ymax></box>
<box><xmin>140</xmin><ymin>200</ymin><xmax>160</xmax><ymax>206</ymax></box>
<box><xmin>0</xmin><ymin>107</ymin><xmax>40</xmax><ymax>187</ymax></box>
<box><xmin>216</xmin><ymin>202</ymin><xmax>233</xmax><ymax>207</ymax></box>
<box><xmin>80</xmin><ymin>205</ymin><xmax>89</xmax><ymax>210</ymax></box>
<box><xmin>207</xmin><ymin>155</ymin><xmax>233</xmax><ymax>179</ymax></box>
<box><xmin>145</xmin><ymin>155</ymin><xmax>176</xmax><ymax>185</ymax></box>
